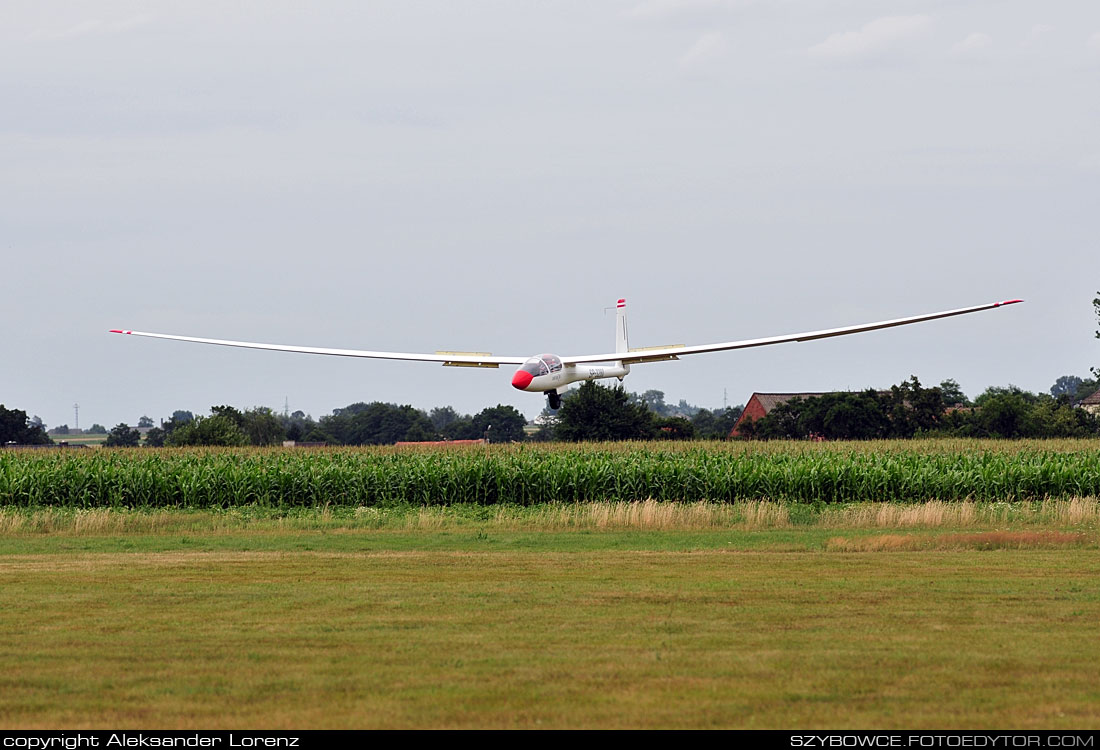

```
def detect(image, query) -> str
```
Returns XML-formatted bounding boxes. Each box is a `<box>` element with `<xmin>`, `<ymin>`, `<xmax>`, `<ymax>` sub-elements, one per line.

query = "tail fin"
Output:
<box><xmin>615</xmin><ymin>298</ymin><xmax>629</xmax><ymax>355</ymax></box>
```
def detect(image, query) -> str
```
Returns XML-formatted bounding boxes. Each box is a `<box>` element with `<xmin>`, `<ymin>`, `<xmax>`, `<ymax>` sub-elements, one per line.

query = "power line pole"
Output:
<box><xmin>74</xmin><ymin>403</ymin><xmax>80</xmax><ymax>431</ymax></box>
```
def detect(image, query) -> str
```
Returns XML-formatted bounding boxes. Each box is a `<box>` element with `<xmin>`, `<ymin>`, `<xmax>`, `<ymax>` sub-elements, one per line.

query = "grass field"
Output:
<box><xmin>1</xmin><ymin>502</ymin><xmax>1098</xmax><ymax>729</ymax></box>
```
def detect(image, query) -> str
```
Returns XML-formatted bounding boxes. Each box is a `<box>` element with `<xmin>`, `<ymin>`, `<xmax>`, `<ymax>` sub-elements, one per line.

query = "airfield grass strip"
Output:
<box><xmin>1</xmin><ymin>440</ymin><xmax>1099</xmax><ymax>508</ymax></box>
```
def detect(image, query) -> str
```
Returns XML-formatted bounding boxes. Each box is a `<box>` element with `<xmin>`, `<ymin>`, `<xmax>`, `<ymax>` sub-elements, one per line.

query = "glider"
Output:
<box><xmin>112</xmin><ymin>298</ymin><xmax>1022</xmax><ymax>409</ymax></box>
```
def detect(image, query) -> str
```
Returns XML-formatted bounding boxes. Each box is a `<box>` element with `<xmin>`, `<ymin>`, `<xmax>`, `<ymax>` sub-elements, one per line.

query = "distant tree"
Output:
<box><xmin>440</xmin><ymin>417</ymin><xmax>479</xmax><ymax>440</ymax></box>
<box><xmin>105</xmin><ymin>423</ymin><xmax>141</xmax><ymax>447</ymax></box>
<box><xmin>939</xmin><ymin>379</ymin><xmax>969</xmax><ymax>407</ymax></box>
<box><xmin>0</xmin><ymin>405</ymin><xmax>52</xmax><ymax>445</ymax></box>
<box><xmin>1050</xmin><ymin>375</ymin><xmax>1084</xmax><ymax>400</ymax></box>
<box><xmin>210</xmin><ymin>405</ymin><xmax>245</xmax><ymax>427</ymax></box>
<box><xmin>975</xmin><ymin>392</ymin><xmax>1030</xmax><ymax>438</ymax></box>
<box><xmin>52</xmin><ymin>424</ymin><xmax>70</xmax><ymax>435</ymax></box>
<box><xmin>162</xmin><ymin>411</ymin><xmax>195</xmax><ymax>436</ymax></box>
<box><xmin>87</xmin><ymin>423</ymin><xmax>107</xmax><ymax>434</ymax></box>
<box><xmin>974</xmin><ymin>385</ymin><xmax>1038</xmax><ymax>408</ymax></box>
<box><xmin>320</xmin><ymin>402</ymin><xmax>436</xmax><ymax>445</ymax></box>
<box><xmin>471</xmin><ymin>405</ymin><xmax>527</xmax><ymax>443</ymax></box>
<box><xmin>887</xmin><ymin>376</ymin><xmax>946</xmax><ymax>436</ymax></box>
<box><xmin>630</xmin><ymin>389</ymin><xmax>669</xmax><ymax>417</ymax></box>
<box><xmin>429</xmin><ymin>406</ymin><xmax>480</xmax><ymax>440</ymax></box>
<box><xmin>167</xmin><ymin>414</ymin><xmax>247</xmax><ymax>447</ymax></box>
<box><xmin>137</xmin><ymin>415</ymin><xmax>155</xmax><ymax>428</ymax></box>
<box><xmin>279</xmin><ymin>410</ymin><xmax>316</xmax><ymax>443</ymax></box>
<box><xmin>655</xmin><ymin>416</ymin><xmax>694</xmax><ymax>440</ymax></box>
<box><xmin>556</xmin><ymin>382</ymin><xmax>656</xmax><ymax>441</ymax></box>
<box><xmin>241</xmin><ymin>407</ymin><xmax>285</xmax><ymax>446</ymax></box>
<box><xmin>690</xmin><ymin>406</ymin><xmax>743</xmax><ymax>439</ymax></box>
<box><xmin>429</xmin><ymin>406</ymin><xmax>462</xmax><ymax>432</ymax></box>
<box><xmin>144</xmin><ymin>426</ymin><xmax>167</xmax><ymax>447</ymax></box>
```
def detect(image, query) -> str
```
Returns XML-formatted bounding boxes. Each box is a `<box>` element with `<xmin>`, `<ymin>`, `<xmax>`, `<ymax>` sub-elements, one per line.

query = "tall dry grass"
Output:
<box><xmin>819</xmin><ymin>498</ymin><xmax>1100</xmax><ymax>528</ymax></box>
<box><xmin>0</xmin><ymin>498</ymin><xmax>1096</xmax><ymax>535</ymax></box>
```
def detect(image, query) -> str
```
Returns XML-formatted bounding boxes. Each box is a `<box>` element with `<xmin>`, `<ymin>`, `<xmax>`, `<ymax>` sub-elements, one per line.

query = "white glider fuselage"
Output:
<box><xmin>511</xmin><ymin>298</ymin><xmax>631</xmax><ymax>395</ymax></box>
<box><xmin>511</xmin><ymin>355</ymin><xmax>630</xmax><ymax>394</ymax></box>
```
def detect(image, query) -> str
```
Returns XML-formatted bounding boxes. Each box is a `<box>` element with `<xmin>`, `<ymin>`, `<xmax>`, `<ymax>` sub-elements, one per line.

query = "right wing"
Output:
<box><xmin>561</xmin><ymin>299</ymin><xmax>1024</xmax><ymax>366</ymax></box>
<box><xmin>108</xmin><ymin>329</ymin><xmax>528</xmax><ymax>368</ymax></box>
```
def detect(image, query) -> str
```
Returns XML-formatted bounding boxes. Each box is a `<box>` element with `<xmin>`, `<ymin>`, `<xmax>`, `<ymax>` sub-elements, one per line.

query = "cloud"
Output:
<box><xmin>679</xmin><ymin>31</ymin><xmax>729</xmax><ymax>72</ymax></box>
<box><xmin>951</xmin><ymin>32</ymin><xmax>993</xmax><ymax>59</ymax></box>
<box><xmin>31</xmin><ymin>15</ymin><xmax>151</xmax><ymax>42</ymax></box>
<box><xmin>807</xmin><ymin>15</ymin><xmax>932</xmax><ymax>63</ymax></box>
<box><xmin>1022</xmin><ymin>24</ymin><xmax>1054</xmax><ymax>47</ymax></box>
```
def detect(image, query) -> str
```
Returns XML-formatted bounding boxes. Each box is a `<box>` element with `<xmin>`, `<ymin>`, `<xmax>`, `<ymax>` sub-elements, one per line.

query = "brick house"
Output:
<box><xmin>1080</xmin><ymin>388</ymin><xmax>1100</xmax><ymax>415</ymax></box>
<box><xmin>729</xmin><ymin>392</ymin><xmax>831</xmax><ymax>437</ymax></box>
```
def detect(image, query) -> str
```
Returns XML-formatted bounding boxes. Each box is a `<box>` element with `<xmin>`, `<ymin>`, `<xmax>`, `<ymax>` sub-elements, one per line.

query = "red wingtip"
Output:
<box><xmin>997</xmin><ymin>299</ymin><xmax>1024</xmax><ymax>306</ymax></box>
<box><xmin>109</xmin><ymin>329</ymin><xmax>130</xmax><ymax>334</ymax></box>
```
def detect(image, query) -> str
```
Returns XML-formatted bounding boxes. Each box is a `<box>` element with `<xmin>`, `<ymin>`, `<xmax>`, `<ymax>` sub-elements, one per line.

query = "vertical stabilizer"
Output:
<box><xmin>615</xmin><ymin>298</ymin><xmax>629</xmax><ymax>355</ymax></box>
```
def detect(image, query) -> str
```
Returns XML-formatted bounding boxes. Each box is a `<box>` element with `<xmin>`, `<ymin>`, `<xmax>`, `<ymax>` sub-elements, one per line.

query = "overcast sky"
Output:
<box><xmin>3</xmin><ymin>0</ymin><xmax>1099</xmax><ymax>428</ymax></box>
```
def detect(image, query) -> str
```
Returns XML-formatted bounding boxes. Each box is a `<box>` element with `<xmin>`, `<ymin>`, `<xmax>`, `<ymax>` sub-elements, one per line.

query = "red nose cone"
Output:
<box><xmin>511</xmin><ymin>370</ymin><xmax>533</xmax><ymax>390</ymax></box>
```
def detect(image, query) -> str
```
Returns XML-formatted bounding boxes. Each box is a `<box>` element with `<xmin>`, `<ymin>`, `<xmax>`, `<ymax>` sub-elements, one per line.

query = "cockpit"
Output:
<box><xmin>519</xmin><ymin>353</ymin><xmax>564</xmax><ymax>377</ymax></box>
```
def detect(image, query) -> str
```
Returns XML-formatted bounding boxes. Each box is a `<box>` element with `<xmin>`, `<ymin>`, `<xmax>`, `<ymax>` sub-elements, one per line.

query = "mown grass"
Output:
<box><xmin>1</xmin><ymin>502</ymin><xmax>1099</xmax><ymax>729</ymax></box>
<box><xmin>2</xmin><ymin>539</ymin><xmax>1098</xmax><ymax>729</ymax></box>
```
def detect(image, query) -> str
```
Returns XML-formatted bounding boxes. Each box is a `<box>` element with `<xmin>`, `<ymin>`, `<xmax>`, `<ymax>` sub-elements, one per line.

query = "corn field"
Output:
<box><xmin>1</xmin><ymin>440</ymin><xmax>1099</xmax><ymax>508</ymax></box>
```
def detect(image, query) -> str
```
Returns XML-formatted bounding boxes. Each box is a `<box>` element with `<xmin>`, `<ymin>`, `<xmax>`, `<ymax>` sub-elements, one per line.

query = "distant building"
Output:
<box><xmin>729</xmin><ymin>392</ymin><xmax>831</xmax><ymax>437</ymax></box>
<box><xmin>1080</xmin><ymin>388</ymin><xmax>1100</xmax><ymax>415</ymax></box>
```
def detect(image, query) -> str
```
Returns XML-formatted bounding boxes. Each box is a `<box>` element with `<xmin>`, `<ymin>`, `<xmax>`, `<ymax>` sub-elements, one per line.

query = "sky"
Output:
<box><xmin>2</xmin><ymin>0</ymin><xmax>1099</xmax><ymax>429</ymax></box>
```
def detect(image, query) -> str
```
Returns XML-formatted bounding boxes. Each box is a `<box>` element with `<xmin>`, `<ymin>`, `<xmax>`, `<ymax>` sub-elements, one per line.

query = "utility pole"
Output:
<box><xmin>74</xmin><ymin>403</ymin><xmax>80</xmax><ymax>431</ymax></box>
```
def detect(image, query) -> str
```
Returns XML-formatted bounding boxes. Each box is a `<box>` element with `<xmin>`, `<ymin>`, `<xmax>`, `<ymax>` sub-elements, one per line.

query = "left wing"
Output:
<box><xmin>560</xmin><ymin>299</ymin><xmax>1023</xmax><ymax>366</ymax></box>
<box><xmin>108</xmin><ymin>330</ymin><xmax>528</xmax><ymax>368</ymax></box>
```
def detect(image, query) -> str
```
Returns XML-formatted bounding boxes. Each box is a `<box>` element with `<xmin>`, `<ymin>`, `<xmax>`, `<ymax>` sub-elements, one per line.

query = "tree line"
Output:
<box><xmin>739</xmin><ymin>376</ymin><xmax>1099</xmax><ymax>440</ymax></box>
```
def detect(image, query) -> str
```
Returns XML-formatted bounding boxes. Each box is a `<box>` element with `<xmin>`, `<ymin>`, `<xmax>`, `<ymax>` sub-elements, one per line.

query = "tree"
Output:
<box><xmin>279</xmin><ymin>410</ymin><xmax>316</xmax><ymax>443</ymax></box>
<box><xmin>629</xmin><ymin>389</ymin><xmax>669</xmax><ymax>416</ymax></box>
<box><xmin>429</xmin><ymin>406</ymin><xmax>462</xmax><ymax>432</ymax></box>
<box><xmin>241</xmin><ymin>407</ymin><xmax>285</xmax><ymax>446</ymax></box>
<box><xmin>87</xmin><ymin>424</ymin><xmax>107</xmax><ymax>434</ymax></box>
<box><xmin>471</xmin><ymin>405</ymin><xmax>527</xmax><ymax>443</ymax></box>
<box><xmin>166</xmin><ymin>414</ymin><xmax>247</xmax><ymax>447</ymax></box>
<box><xmin>555</xmin><ymin>382</ymin><xmax>656</xmax><ymax>441</ymax></box>
<box><xmin>887</xmin><ymin>376</ymin><xmax>945</xmax><ymax>437</ymax></box>
<box><xmin>0</xmin><ymin>405</ymin><xmax>52</xmax><ymax>445</ymax></box>
<box><xmin>939</xmin><ymin>379</ymin><xmax>969</xmax><ymax>407</ymax></box>
<box><xmin>137</xmin><ymin>415</ymin><xmax>155</xmax><ymax>428</ymax></box>
<box><xmin>105</xmin><ymin>423</ymin><xmax>141</xmax><ymax>447</ymax></box>
<box><xmin>655</xmin><ymin>416</ymin><xmax>694</xmax><ymax>440</ymax></box>
<box><xmin>690</xmin><ymin>406</ymin><xmax>744</xmax><ymax>440</ymax></box>
<box><xmin>144</xmin><ymin>427</ymin><xmax>167</xmax><ymax>447</ymax></box>
<box><xmin>319</xmin><ymin>402</ymin><xmax>436</xmax><ymax>445</ymax></box>
<box><xmin>1051</xmin><ymin>375</ymin><xmax>1085</xmax><ymax>400</ymax></box>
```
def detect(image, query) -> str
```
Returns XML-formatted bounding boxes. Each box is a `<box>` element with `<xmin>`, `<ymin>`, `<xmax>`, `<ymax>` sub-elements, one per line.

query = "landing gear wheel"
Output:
<box><xmin>546</xmin><ymin>390</ymin><xmax>562</xmax><ymax>410</ymax></box>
